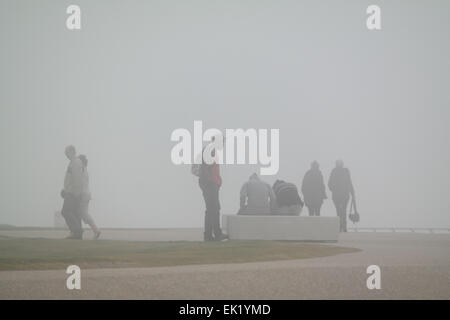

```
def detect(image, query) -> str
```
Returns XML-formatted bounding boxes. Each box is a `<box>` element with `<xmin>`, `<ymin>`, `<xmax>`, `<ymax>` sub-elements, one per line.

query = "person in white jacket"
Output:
<box><xmin>78</xmin><ymin>154</ymin><xmax>101</xmax><ymax>239</ymax></box>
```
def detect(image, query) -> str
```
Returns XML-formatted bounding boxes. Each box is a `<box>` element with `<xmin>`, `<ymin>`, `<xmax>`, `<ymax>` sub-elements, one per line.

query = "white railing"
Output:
<box><xmin>347</xmin><ymin>227</ymin><xmax>450</xmax><ymax>233</ymax></box>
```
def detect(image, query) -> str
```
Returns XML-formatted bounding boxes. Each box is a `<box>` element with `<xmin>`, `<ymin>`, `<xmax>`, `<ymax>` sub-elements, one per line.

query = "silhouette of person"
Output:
<box><xmin>61</xmin><ymin>145</ymin><xmax>83</xmax><ymax>239</ymax></box>
<box><xmin>328</xmin><ymin>159</ymin><xmax>355</xmax><ymax>232</ymax></box>
<box><xmin>272</xmin><ymin>180</ymin><xmax>304</xmax><ymax>215</ymax></box>
<box><xmin>301</xmin><ymin>161</ymin><xmax>327</xmax><ymax>216</ymax></box>
<box><xmin>198</xmin><ymin>137</ymin><xmax>228</xmax><ymax>241</ymax></box>
<box><xmin>238</xmin><ymin>173</ymin><xmax>276</xmax><ymax>215</ymax></box>
<box><xmin>78</xmin><ymin>154</ymin><xmax>101</xmax><ymax>239</ymax></box>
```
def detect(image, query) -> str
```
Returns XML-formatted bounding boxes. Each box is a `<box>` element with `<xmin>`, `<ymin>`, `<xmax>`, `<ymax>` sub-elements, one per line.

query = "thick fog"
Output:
<box><xmin>1</xmin><ymin>0</ymin><xmax>449</xmax><ymax>228</ymax></box>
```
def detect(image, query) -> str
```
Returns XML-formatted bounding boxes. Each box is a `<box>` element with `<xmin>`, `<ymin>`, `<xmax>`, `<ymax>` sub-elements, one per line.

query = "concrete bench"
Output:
<box><xmin>222</xmin><ymin>214</ymin><xmax>340</xmax><ymax>242</ymax></box>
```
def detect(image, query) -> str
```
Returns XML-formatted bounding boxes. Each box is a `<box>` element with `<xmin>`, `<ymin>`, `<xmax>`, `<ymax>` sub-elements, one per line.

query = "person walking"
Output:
<box><xmin>61</xmin><ymin>145</ymin><xmax>84</xmax><ymax>239</ymax></box>
<box><xmin>78</xmin><ymin>154</ymin><xmax>101</xmax><ymax>239</ymax></box>
<box><xmin>301</xmin><ymin>161</ymin><xmax>327</xmax><ymax>216</ymax></box>
<box><xmin>328</xmin><ymin>159</ymin><xmax>355</xmax><ymax>232</ymax></box>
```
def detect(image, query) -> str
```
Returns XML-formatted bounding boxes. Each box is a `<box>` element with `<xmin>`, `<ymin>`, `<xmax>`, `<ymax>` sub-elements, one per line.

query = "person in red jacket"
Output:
<box><xmin>198</xmin><ymin>141</ymin><xmax>228</xmax><ymax>241</ymax></box>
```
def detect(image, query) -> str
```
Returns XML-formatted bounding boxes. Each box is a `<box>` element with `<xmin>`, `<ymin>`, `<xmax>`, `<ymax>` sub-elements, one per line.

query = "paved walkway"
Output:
<box><xmin>0</xmin><ymin>230</ymin><xmax>449</xmax><ymax>299</ymax></box>
<box><xmin>0</xmin><ymin>228</ymin><xmax>203</xmax><ymax>241</ymax></box>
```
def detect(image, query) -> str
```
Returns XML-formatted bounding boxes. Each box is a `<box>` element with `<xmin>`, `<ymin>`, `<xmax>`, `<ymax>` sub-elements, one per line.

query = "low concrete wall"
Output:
<box><xmin>222</xmin><ymin>214</ymin><xmax>340</xmax><ymax>241</ymax></box>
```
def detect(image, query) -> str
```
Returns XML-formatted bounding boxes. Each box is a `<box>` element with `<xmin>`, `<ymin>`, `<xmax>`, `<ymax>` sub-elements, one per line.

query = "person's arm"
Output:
<box><xmin>63</xmin><ymin>165</ymin><xmax>70</xmax><ymax>194</ymax></box>
<box><xmin>320</xmin><ymin>172</ymin><xmax>327</xmax><ymax>199</ymax></box>
<box><xmin>347</xmin><ymin>169</ymin><xmax>355</xmax><ymax>198</ymax></box>
<box><xmin>301</xmin><ymin>173</ymin><xmax>307</xmax><ymax>196</ymax></box>
<box><xmin>71</xmin><ymin>159</ymin><xmax>83</xmax><ymax>197</ymax></box>
<box><xmin>346</xmin><ymin>169</ymin><xmax>357</xmax><ymax>212</ymax></box>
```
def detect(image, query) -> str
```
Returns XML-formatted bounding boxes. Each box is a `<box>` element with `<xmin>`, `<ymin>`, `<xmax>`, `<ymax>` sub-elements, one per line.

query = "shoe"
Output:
<box><xmin>93</xmin><ymin>230</ymin><xmax>101</xmax><ymax>240</ymax></box>
<box><xmin>214</xmin><ymin>234</ymin><xmax>229</xmax><ymax>242</ymax></box>
<box><xmin>204</xmin><ymin>235</ymin><xmax>215</xmax><ymax>242</ymax></box>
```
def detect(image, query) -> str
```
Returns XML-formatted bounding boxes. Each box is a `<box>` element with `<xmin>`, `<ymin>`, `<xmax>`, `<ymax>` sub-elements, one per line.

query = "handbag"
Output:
<box><xmin>348</xmin><ymin>197</ymin><xmax>360</xmax><ymax>224</ymax></box>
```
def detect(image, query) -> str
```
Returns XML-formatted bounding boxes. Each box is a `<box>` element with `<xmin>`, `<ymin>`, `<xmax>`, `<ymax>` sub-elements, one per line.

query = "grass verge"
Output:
<box><xmin>0</xmin><ymin>237</ymin><xmax>360</xmax><ymax>271</ymax></box>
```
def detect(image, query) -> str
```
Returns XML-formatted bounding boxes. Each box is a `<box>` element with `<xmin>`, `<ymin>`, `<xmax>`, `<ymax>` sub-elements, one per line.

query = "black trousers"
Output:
<box><xmin>200</xmin><ymin>181</ymin><xmax>223</xmax><ymax>240</ymax></box>
<box><xmin>333</xmin><ymin>196</ymin><xmax>349</xmax><ymax>232</ymax></box>
<box><xmin>61</xmin><ymin>193</ymin><xmax>83</xmax><ymax>239</ymax></box>
<box><xmin>307</xmin><ymin>204</ymin><xmax>322</xmax><ymax>216</ymax></box>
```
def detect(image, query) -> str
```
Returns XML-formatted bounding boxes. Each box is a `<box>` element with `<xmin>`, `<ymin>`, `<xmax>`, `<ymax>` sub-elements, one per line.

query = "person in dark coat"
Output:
<box><xmin>271</xmin><ymin>180</ymin><xmax>304</xmax><ymax>215</ymax></box>
<box><xmin>198</xmin><ymin>139</ymin><xmax>228</xmax><ymax>242</ymax></box>
<box><xmin>328</xmin><ymin>160</ymin><xmax>355</xmax><ymax>232</ymax></box>
<box><xmin>301</xmin><ymin>161</ymin><xmax>327</xmax><ymax>216</ymax></box>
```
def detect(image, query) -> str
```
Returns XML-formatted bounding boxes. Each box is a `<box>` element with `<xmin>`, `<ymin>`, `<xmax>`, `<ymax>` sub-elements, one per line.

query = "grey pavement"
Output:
<box><xmin>0</xmin><ymin>228</ymin><xmax>203</xmax><ymax>242</ymax></box>
<box><xmin>0</xmin><ymin>230</ymin><xmax>449</xmax><ymax>299</ymax></box>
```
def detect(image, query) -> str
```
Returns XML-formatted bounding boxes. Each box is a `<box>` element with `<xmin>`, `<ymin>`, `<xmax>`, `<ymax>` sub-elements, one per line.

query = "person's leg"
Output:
<box><xmin>71</xmin><ymin>196</ymin><xmax>83</xmax><ymax>239</ymax></box>
<box><xmin>80</xmin><ymin>199</ymin><xmax>100</xmax><ymax>236</ymax></box>
<box><xmin>307</xmin><ymin>206</ymin><xmax>314</xmax><ymax>216</ymax></box>
<box><xmin>333</xmin><ymin>198</ymin><xmax>345</xmax><ymax>232</ymax></box>
<box><xmin>62</xmin><ymin>194</ymin><xmax>83</xmax><ymax>238</ymax></box>
<box><xmin>82</xmin><ymin>212</ymin><xmax>96</xmax><ymax>231</ymax></box>
<box><xmin>211</xmin><ymin>184</ymin><xmax>224</xmax><ymax>239</ymax></box>
<box><xmin>341</xmin><ymin>197</ymin><xmax>349</xmax><ymax>232</ymax></box>
<box><xmin>337</xmin><ymin>203</ymin><xmax>345</xmax><ymax>232</ymax></box>
<box><xmin>201</xmin><ymin>184</ymin><xmax>214</xmax><ymax>241</ymax></box>
<box><xmin>61</xmin><ymin>194</ymin><xmax>77</xmax><ymax>236</ymax></box>
<box><xmin>335</xmin><ymin>199</ymin><xmax>349</xmax><ymax>232</ymax></box>
<box><xmin>284</xmin><ymin>205</ymin><xmax>300</xmax><ymax>216</ymax></box>
<box><xmin>316</xmin><ymin>203</ymin><xmax>322</xmax><ymax>216</ymax></box>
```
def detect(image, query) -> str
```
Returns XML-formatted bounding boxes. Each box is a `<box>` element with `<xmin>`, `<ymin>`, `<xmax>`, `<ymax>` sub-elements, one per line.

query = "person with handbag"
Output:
<box><xmin>328</xmin><ymin>159</ymin><xmax>355</xmax><ymax>232</ymax></box>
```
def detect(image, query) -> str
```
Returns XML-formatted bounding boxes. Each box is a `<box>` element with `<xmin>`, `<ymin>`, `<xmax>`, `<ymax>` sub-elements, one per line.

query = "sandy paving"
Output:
<box><xmin>0</xmin><ymin>231</ymin><xmax>449</xmax><ymax>299</ymax></box>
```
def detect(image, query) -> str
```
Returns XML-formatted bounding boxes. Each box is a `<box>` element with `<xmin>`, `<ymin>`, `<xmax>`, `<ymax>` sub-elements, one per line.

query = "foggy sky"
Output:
<box><xmin>1</xmin><ymin>0</ymin><xmax>449</xmax><ymax>228</ymax></box>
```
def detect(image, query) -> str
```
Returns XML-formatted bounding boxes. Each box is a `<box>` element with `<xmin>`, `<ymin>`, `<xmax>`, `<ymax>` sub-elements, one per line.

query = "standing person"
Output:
<box><xmin>198</xmin><ymin>140</ymin><xmax>228</xmax><ymax>242</ymax></box>
<box><xmin>61</xmin><ymin>145</ymin><xmax>83</xmax><ymax>239</ymax></box>
<box><xmin>328</xmin><ymin>159</ymin><xmax>355</xmax><ymax>232</ymax></box>
<box><xmin>238</xmin><ymin>173</ymin><xmax>276</xmax><ymax>215</ymax></box>
<box><xmin>301</xmin><ymin>161</ymin><xmax>327</xmax><ymax>216</ymax></box>
<box><xmin>78</xmin><ymin>155</ymin><xmax>101</xmax><ymax>239</ymax></box>
<box><xmin>272</xmin><ymin>180</ymin><xmax>304</xmax><ymax>215</ymax></box>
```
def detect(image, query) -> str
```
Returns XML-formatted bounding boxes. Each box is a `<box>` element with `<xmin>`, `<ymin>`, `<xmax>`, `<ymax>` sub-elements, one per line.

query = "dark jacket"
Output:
<box><xmin>272</xmin><ymin>180</ymin><xmax>304</xmax><ymax>207</ymax></box>
<box><xmin>301</xmin><ymin>169</ymin><xmax>327</xmax><ymax>207</ymax></box>
<box><xmin>328</xmin><ymin>167</ymin><xmax>354</xmax><ymax>200</ymax></box>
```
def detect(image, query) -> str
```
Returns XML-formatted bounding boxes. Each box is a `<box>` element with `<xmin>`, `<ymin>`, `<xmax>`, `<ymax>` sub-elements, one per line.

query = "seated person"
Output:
<box><xmin>272</xmin><ymin>180</ymin><xmax>304</xmax><ymax>215</ymax></box>
<box><xmin>238</xmin><ymin>173</ymin><xmax>276</xmax><ymax>215</ymax></box>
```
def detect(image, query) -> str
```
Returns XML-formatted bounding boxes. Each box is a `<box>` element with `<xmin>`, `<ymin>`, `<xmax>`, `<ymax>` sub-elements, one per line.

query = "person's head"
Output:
<box><xmin>311</xmin><ymin>160</ymin><xmax>319</xmax><ymax>170</ymax></box>
<box><xmin>65</xmin><ymin>145</ymin><xmax>76</xmax><ymax>160</ymax></box>
<box><xmin>273</xmin><ymin>179</ymin><xmax>284</xmax><ymax>189</ymax></box>
<box><xmin>336</xmin><ymin>159</ymin><xmax>344</xmax><ymax>168</ymax></box>
<box><xmin>78</xmin><ymin>154</ymin><xmax>88</xmax><ymax>167</ymax></box>
<box><xmin>249</xmin><ymin>173</ymin><xmax>258</xmax><ymax>180</ymax></box>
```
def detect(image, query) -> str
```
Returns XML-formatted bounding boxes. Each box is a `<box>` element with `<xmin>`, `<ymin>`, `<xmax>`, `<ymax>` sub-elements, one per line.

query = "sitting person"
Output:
<box><xmin>272</xmin><ymin>179</ymin><xmax>304</xmax><ymax>215</ymax></box>
<box><xmin>238</xmin><ymin>173</ymin><xmax>276</xmax><ymax>215</ymax></box>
